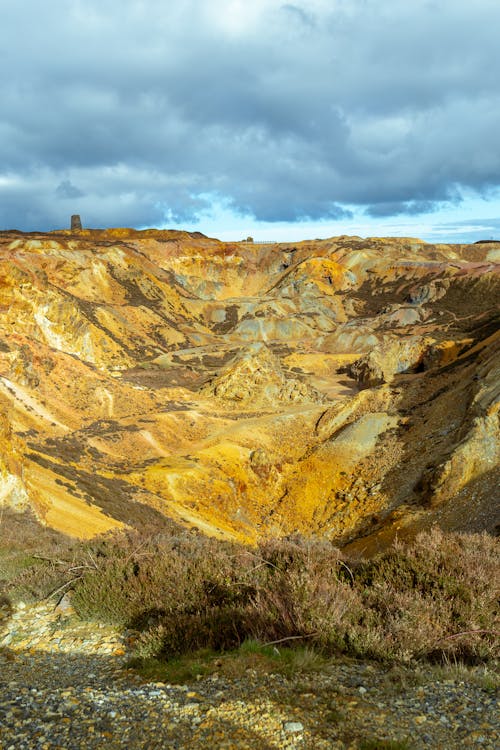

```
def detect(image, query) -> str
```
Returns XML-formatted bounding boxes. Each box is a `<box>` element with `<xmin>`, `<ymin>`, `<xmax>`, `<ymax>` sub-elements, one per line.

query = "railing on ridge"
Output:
<box><xmin>239</xmin><ymin>240</ymin><xmax>278</xmax><ymax>244</ymax></box>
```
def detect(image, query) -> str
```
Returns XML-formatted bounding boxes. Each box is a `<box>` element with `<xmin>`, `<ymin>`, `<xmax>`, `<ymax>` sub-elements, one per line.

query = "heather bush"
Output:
<box><xmin>348</xmin><ymin>528</ymin><xmax>499</xmax><ymax>663</ymax></box>
<box><xmin>72</xmin><ymin>530</ymin><xmax>255</xmax><ymax>630</ymax></box>
<box><xmin>0</xmin><ymin>509</ymin><xmax>81</xmax><ymax>602</ymax></box>
<box><xmin>72</xmin><ymin>532</ymin><xmax>353</xmax><ymax>656</ymax></box>
<box><xmin>2</xmin><ymin>511</ymin><xmax>497</xmax><ymax>666</ymax></box>
<box><xmin>70</xmin><ymin>527</ymin><xmax>498</xmax><ymax>665</ymax></box>
<box><xmin>248</xmin><ymin>536</ymin><xmax>361</xmax><ymax>651</ymax></box>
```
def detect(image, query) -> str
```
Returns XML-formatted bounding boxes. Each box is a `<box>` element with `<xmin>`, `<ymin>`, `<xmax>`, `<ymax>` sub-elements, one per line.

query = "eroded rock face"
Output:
<box><xmin>0</xmin><ymin>402</ymin><xmax>29</xmax><ymax>510</ymax></box>
<box><xmin>202</xmin><ymin>343</ymin><xmax>323</xmax><ymax>405</ymax></box>
<box><xmin>347</xmin><ymin>336</ymin><xmax>431</xmax><ymax>385</ymax></box>
<box><xmin>0</xmin><ymin>229</ymin><xmax>498</xmax><ymax>549</ymax></box>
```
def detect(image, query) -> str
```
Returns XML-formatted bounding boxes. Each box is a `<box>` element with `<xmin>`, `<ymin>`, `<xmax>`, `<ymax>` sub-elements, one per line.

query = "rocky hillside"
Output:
<box><xmin>0</xmin><ymin>228</ymin><xmax>498</xmax><ymax>551</ymax></box>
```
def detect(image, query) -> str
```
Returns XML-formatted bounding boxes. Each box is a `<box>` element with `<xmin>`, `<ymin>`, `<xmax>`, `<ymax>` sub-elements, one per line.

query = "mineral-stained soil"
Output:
<box><xmin>0</xmin><ymin>228</ymin><xmax>498</xmax><ymax>550</ymax></box>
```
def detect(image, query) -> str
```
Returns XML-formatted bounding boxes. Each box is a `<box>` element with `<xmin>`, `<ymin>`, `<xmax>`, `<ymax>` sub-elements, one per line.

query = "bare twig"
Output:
<box><xmin>433</xmin><ymin>629</ymin><xmax>500</xmax><ymax>644</ymax></box>
<box><xmin>43</xmin><ymin>576</ymin><xmax>83</xmax><ymax>601</ymax></box>
<box><xmin>124</xmin><ymin>534</ymin><xmax>155</xmax><ymax>565</ymax></box>
<box><xmin>32</xmin><ymin>555</ymin><xmax>69</xmax><ymax>565</ymax></box>
<box><xmin>337</xmin><ymin>559</ymin><xmax>355</xmax><ymax>585</ymax></box>
<box><xmin>86</xmin><ymin>551</ymin><xmax>99</xmax><ymax>570</ymax></box>
<box><xmin>66</xmin><ymin>564</ymin><xmax>99</xmax><ymax>573</ymax></box>
<box><xmin>262</xmin><ymin>633</ymin><xmax>318</xmax><ymax>647</ymax></box>
<box><xmin>242</xmin><ymin>551</ymin><xmax>281</xmax><ymax>573</ymax></box>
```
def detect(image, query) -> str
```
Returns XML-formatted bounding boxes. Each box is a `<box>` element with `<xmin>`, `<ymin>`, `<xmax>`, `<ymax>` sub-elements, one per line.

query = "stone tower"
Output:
<box><xmin>71</xmin><ymin>214</ymin><xmax>82</xmax><ymax>231</ymax></box>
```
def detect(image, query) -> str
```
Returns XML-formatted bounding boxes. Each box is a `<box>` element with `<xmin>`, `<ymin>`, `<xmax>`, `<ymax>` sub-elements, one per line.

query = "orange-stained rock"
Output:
<box><xmin>0</xmin><ymin>229</ymin><xmax>498</xmax><ymax>548</ymax></box>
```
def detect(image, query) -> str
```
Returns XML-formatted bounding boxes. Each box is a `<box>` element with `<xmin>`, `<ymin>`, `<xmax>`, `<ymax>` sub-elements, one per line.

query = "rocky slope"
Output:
<box><xmin>0</xmin><ymin>228</ymin><xmax>498</xmax><ymax>551</ymax></box>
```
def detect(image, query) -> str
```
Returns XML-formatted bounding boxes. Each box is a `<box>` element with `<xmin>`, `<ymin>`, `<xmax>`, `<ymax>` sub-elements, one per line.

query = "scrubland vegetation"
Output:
<box><xmin>1</xmin><ymin>510</ymin><xmax>498</xmax><ymax>668</ymax></box>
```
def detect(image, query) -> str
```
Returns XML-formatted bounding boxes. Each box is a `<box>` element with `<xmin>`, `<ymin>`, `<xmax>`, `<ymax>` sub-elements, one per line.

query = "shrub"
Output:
<box><xmin>72</xmin><ymin>529</ymin><xmax>261</xmax><ymax>655</ymax></box>
<box><xmin>0</xmin><ymin>509</ymin><xmax>81</xmax><ymax>602</ymax></box>
<box><xmin>248</xmin><ymin>536</ymin><xmax>361</xmax><ymax>651</ymax></box>
<box><xmin>3</xmin><ymin>512</ymin><xmax>497</xmax><ymax>667</ymax></box>
<box><xmin>72</xmin><ymin>531</ymin><xmax>354</xmax><ymax>657</ymax></box>
<box><xmin>70</xmin><ymin>528</ymin><xmax>499</xmax><ymax>665</ymax></box>
<box><xmin>348</xmin><ymin>528</ymin><xmax>499</xmax><ymax>663</ymax></box>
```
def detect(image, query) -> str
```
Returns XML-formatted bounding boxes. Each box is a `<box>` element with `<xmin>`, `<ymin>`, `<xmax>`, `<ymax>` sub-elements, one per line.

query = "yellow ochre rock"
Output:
<box><xmin>0</xmin><ymin>229</ymin><xmax>498</xmax><ymax>548</ymax></box>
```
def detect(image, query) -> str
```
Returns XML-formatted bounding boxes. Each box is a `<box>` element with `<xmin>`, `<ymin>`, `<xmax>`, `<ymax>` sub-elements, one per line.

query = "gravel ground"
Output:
<box><xmin>0</xmin><ymin>602</ymin><xmax>498</xmax><ymax>749</ymax></box>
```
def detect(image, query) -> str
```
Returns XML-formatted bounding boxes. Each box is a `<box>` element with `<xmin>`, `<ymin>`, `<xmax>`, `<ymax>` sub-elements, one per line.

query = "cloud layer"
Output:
<box><xmin>1</xmin><ymin>0</ymin><xmax>499</xmax><ymax>232</ymax></box>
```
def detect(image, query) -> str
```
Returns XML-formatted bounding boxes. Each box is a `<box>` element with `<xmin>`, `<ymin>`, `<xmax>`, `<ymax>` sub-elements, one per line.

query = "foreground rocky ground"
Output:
<box><xmin>1</xmin><ymin>601</ymin><xmax>498</xmax><ymax>749</ymax></box>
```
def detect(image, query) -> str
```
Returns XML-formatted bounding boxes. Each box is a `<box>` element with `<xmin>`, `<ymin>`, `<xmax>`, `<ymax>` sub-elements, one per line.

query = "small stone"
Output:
<box><xmin>283</xmin><ymin>721</ymin><xmax>304</xmax><ymax>733</ymax></box>
<box><xmin>54</xmin><ymin>592</ymin><xmax>74</xmax><ymax>616</ymax></box>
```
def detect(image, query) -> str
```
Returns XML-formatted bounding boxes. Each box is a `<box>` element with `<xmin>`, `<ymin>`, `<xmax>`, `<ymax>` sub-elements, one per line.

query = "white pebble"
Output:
<box><xmin>283</xmin><ymin>721</ymin><xmax>304</xmax><ymax>733</ymax></box>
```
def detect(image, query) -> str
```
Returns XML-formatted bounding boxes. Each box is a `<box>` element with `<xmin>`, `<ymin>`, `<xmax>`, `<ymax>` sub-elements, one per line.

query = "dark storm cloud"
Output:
<box><xmin>55</xmin><ymin>181</ymin><xmax>85</xmax><ymax>199</ymax></box>
<box><xmin>366</xmin><ymin>201</ymin><xmax>445</xmax><ymax>218</ymax></box>
<box><xmin>1</xmin><ymin>0</ymin><xmax>500</xmax><ymax>230</ymax></box>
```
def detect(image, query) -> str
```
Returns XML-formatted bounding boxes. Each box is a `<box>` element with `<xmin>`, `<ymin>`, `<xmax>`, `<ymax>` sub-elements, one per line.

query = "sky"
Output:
<box><xmin>1</xmin><ymin>0</ymin><xmax>500</xmax><ymax>243</ymax></box>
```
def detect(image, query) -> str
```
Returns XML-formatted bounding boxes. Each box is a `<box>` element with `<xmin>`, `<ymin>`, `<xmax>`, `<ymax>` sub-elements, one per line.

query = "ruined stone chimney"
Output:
<box><xmin>71</xmin><ymin>214</ymin><xmax>82</xmax><ymax>231</ymax></box>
